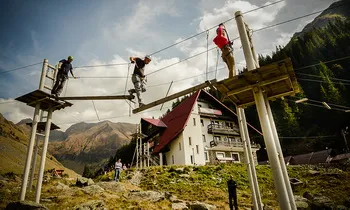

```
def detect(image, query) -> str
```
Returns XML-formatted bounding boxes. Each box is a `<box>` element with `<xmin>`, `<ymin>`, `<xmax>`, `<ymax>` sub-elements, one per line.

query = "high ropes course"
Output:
<box><xmin>4</xmin><ymin>1</ymin><xmax>350</xmax><ymax>209</ymax></box>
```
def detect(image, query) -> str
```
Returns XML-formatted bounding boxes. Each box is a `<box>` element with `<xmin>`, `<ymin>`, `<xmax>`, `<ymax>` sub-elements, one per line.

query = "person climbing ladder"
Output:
<box><xmin>51</xmin><ymin>56</ymin><xmax>77</xmax><ymax>98</ymax></box>
<box><xmin>213</xmin><ymin>23</ymin><xmax>236</xmax><ymax>78</ymax></box>
<box><xmin>128</xmin><ymin>55</ymin><xmax>152</xmax><ymax>108</ymax></box>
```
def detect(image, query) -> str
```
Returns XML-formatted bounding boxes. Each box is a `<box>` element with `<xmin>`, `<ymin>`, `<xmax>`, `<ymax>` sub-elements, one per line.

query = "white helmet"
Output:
<box><xmin>145</xmin><ymin>55</ymin><xmax>152</xmax><ymax>60</ymax></box>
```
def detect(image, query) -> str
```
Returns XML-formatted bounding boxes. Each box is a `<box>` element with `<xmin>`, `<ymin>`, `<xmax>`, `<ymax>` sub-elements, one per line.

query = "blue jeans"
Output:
<box><xmin>115</xmin><ymin>169</ymin><xmax>121</xmax><ymax>181</ymax></box>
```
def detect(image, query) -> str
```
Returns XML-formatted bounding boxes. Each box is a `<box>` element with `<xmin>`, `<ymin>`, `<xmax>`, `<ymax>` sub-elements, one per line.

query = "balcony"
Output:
<box><xmin>207</xmin><ymin>124</ymin><xmax>239</xmax><ymax>135</ymax></box>
<box><xmin>210</xmin><ymin>140</ymin><xmax>260</xmax><ymax>148</ymax></box>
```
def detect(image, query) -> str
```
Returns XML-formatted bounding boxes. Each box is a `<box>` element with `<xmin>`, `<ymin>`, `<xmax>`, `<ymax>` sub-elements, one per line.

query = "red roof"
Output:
<box><xmin>153</xmin><ymin>91</ymin><xmax>200</xmax><ymax>153</ymax></box>
<box><xmin>142</xmin><ymin>118</ymin><xmax>167</xmax><ymax>127</ymax></box>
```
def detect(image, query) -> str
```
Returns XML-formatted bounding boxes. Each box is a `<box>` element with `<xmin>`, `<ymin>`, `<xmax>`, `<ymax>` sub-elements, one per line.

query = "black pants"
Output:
<box><xmin>51</xmin><ymin>74</ymin><xmax>68</xmax><ymax>96</ymax></box>
<box><xmin>229</xmin><ymin>193</ymin><xmax>238</xmax><ymax>210</ymax></box>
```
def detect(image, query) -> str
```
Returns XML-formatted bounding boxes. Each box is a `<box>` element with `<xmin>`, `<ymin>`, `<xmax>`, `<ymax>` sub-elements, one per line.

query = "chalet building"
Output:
<box><xmin>140</xmin><ymin>90</ymin><xmax>260</xmax><ymax>166</ymax></box>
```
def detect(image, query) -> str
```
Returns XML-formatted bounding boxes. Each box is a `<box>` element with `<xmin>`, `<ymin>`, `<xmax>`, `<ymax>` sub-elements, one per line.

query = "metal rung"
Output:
<box><xmin>36</xmin><ymin>133</ymin><xmax>46</xmax><ymax>137</ymax></box>
<box><xmin>44</xmin><ymin>85</ymin><xmax>52</xmax><ymax>90</ymax></box>
<box><xmin>46</xmin><ymin>75</ymin><xmax>55</xmax><ymax>80</ymax></box>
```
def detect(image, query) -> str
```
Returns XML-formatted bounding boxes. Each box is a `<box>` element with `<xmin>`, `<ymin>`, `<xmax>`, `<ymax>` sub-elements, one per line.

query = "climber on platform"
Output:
<box><xmin>213</xmin><ymin>23</ymin><xmax>236</xmax><ymax>78</ymax></box>
<box><xmin>51</xmin><ymin>56</ymin><xmax>77</xmax><ymax>97</ymax></box>
<box><xmin>128</xmin><ymin>55</ymin><xmax>152</xmax><ymax>108</ymax></box>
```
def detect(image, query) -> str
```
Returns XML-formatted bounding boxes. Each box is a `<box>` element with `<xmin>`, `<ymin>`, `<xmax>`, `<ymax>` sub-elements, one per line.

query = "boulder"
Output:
<box><xmin>76</xmin><ymin>177</ymin><xmax>94</xmax><ymax>187</ymax></box>
<box><xmin>311</xmin><ymin>196</ymin><xmax>334</xmax><ymax>210</ymax></box>
<box><xmin>172</xmin><ymin>202</ymin><xmax>189</xmax><ymax>210</ymax></box>
<box><xmin>308</xmin><ymin>170</ymin><xmax>320</xmax><ymax>175</ymax></box>
<box><xmin>73</xmin><ymin>200</ymin><xmax>106</xmax><ymax>210</ymax></box>
<box><xmin>176</xmin><ymin>168</ymin><xmax>184</xmax><ymax>172</ymax></box>
<box><xmin>55</xmin><ymin>182</ymin><xmax>69</xmax><ymax>191</ymax></box>
<box><xmin>294</xmin><ymin>195</ymin><xmax>309</xmax><ymax>209</ymax></box>
<box><xmin>5</xmin><ymin>201</ymin><xmax>49</xmax><ymax>210</ymax></box>
<box><xmin>96</xmin><ymin>181</ymin><xmax>126</xmax><ymax>193</ymax></box>
<box><xmin>129</xmin><ymin>190</ymin><xmax>165</xmax><ymax>202</ymax></box>
<box><xmin>83</xmin><ymin>185</ymin><xmax>104</xmax><ymax>195</ymax></box>
<box><xmin>187</xmin><ymin>201</ymin><xmax>216</xmax><ymax>210</ymax></box>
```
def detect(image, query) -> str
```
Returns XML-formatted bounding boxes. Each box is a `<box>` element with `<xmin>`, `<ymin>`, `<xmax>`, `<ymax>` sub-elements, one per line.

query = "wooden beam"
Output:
<box><xmin>226</xmin><ymin>75</ymin><xmax>289</xmax><ymax>96</ymax></box>
<box><xmin>59</xmin><ymin>95</ymin><xmax>134</xmax><ymax>101</ymax></box>
<box><xmin>133</xmin><ymin>79</ymin><xmax>217</xmax><ymax>114</ymax></box>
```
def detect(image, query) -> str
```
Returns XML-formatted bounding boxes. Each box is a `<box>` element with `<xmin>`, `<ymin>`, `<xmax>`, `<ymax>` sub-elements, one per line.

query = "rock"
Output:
<box><xmin>0</xmin><ymin>179</ymin><xmax>8</xmax><ymax>187</ymax></box>
<box><xmin>73</xmin><ymin>200</ymin><xmax>106</xmax><ymax>210</ymax></box>
<box><xmin>290</xmin><ymin>178</ymin><xmax>303</xmax><ymax>186</ymax></box>
<box><xmin>311</xmin><ymin>196</ymin><xmax>334</xmax><ymax>209</ymax></box>
<box><xmin>96</xmin><ymin>181</ymin><xmax>126</xmax><ymax>193</ymax></box>
<box><xmin>83</xmin><ymin>185</ymin><xmax>104</xmax><ymax>195</ymax></box>
<box><xmin>303</xmin><ymin>192</ymin><xmax>314</xmax><ymax>200</ymax></box>
<box><xmin>5</xmin><ymin>201</ymin><xmax>49</xmax><ymax>210</ymax></box>
<box><xmin>336</xmin><ymin>205</ymin><xmax>348</xmax><ymax>210</ymax></box>
<box><xmin>165</xmin><ymin>192</ymin><xmax>178</xmax><ymax>202</ymax></box>
<box><xmin>308</xmin><ymin>170</ymin><xmax>320</xmax><ymax>175</ymax></box>
<box><xmin>187</xmin><ymin>201</ymin><xmax>216</xmax><ymax>210</ymax></box>
<box><xmin>76</xmin><ymin>177</ymin><xmax>94</xmax><ymax>187</ymax></box>
<box><xmin>55</xmin><ymin>182</ymin><xmax>69</xmax><ymax>190</ymax></box>
<box><xmin>129</xmin><ymin>190</ymin><xmax>165</xmax><ymax>202</ymax></box>
<box><xmin>179</xmin><ymin>174</ymin><xmax>190</xmax><ymax>178</ymax></box>
<box><xmin>172</xmin><ymin>202</ymin><xmax>189</xmax><ymax>210</ymax></box>
<box><xmin>294</xmin><ymin>195</ymin><xmax>309</xmax><ymax>209</ymax></box>
<box><xmin>176</xmin><ymin>168</ymin><xmax>184</xmax><ymax>172</ymax></box>
<box><xmin>129</xmin><ymin>171</ymin><xmax>142</xmax><ymax>186</ymax></box>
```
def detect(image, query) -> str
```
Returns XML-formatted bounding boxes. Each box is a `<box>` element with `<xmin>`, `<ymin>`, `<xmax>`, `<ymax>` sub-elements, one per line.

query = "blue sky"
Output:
<box><xmin>0</xmin><ymin>0</ymin><xmax>338</xmax><ymax>130</ymax></box>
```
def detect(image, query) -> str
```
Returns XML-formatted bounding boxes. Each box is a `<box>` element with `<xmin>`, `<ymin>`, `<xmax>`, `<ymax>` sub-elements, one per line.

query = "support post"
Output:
<box><xmin>239</xmin><ymin>108</ymin><xmax>263</xmax><ymax>209</ymax></box>
<box><xmin>139</xmin><ymin>138</ymin><xmax>142</xmax><ymax>169</ymax></box>
<box><xmin>28</xmin><ymin>136</ymin><xmax>39</xmax><ymax>191</ymax></box>
<box><xmin>253</xmin><ymin>87</ymin><xmax>291</xmax><ymax>210</ymax></box>
<box><xmin>35</xmin><ymin>106</ymin><xmax>53</xmax><ymax>203</ymax></box>
<box><xmin>20</xmin><ymin>103</ymin><xmax>41</xmax><ymax>201</ymax></box>
<box><xmin>235</xmin><ymin>11</ymin><xmax>255</xmax><ymax>71</ymax></box>
<box><xmin>136</xmin><ymin>136</ymin><xmax>139</xmax><ymax>169</ymax></box>
<box><xmin>28</xmin><ymin>110</ymin><xmax>44</xmax><ymax>191</ymax></box>
<box><xmin>147</xmin><ymin>142</ymin><xmax>150</xmax><ymax>167</ymax></box>
<box><xmin>264</xmin><ymin>95</ymin><xmax>296</xmax><ymax>210</ymax></box>
<box><xmin>39</xmin><ymin>59</ymin><xmax>48</xmax><ymax>90</ymax></box>
<box><xmin>159</xmin><ymin>153</ymin><xmax>163</xmax><ymax>166</ymax></box>
<box><xmin>237</xmin><ymin>108</ymin><xmax>258</xmax><ymax>209</ymax></box>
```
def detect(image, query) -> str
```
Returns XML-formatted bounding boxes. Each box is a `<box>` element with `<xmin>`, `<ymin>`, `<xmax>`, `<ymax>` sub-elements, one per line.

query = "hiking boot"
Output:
<box><xmin>128</xmin><ymin>89</ymin><xmax>135</xmax><ymax>95</ymax></box>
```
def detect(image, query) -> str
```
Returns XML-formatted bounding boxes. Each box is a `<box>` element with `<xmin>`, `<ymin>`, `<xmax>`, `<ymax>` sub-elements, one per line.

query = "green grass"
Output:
<box><xmin>0</xmin><ymin>164</ymin><xmax>349</xmax><ymax>209</ymax></box>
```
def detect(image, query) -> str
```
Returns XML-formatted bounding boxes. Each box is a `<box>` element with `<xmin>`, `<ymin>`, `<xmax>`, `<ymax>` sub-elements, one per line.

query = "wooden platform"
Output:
<box><xmin>59</xmin><ymin>95</ymin><xmax>134</xmax><ymax>101</ymax></box>
<box><xmin>26</xmin><ymin>122</ymin><xmax>60</xmax><ymax>132</ymax></box>
<box><xmin>214</xmin><ymin>58</ymin><xmax>299</xmax><ymax>107</ymax></box>
<box><xmin>15</xmin><ymin>89</ymin><xmax>73</xmax><ymax>111</ymax></box>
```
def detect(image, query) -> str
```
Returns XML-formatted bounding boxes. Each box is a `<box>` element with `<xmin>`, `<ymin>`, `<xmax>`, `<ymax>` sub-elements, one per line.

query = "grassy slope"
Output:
<box><xmin>0</xmin><ymin>164</ymin><xmax>349</xmax><ymax>209</ymax></box>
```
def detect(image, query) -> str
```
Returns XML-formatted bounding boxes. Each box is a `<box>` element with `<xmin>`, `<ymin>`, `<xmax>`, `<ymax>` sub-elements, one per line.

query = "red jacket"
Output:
<box><xmin>213</xmin><ymin>26</ymin><xmax>229</xmax><ymax>49</ymax></box>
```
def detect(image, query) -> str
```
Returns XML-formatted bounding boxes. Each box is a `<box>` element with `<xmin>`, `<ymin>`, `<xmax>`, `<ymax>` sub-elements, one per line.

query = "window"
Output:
<box><xmin>189</xmin><ymin>137</ymin><xmax>192</xmax><ymax>146</ymax></box>
<box><xmin>216</xmin><ymin>152</ymin><xmax>225</xmax><ymax>159</ymax></box>
<box><xmin>231</xmin><ymin>153</ymin><xmax>240</xmax><ymax>162</ymax></box>
<box><xmin>214</xmin><ymin>136</ymin><xmax>220</xmax><ymax>141</ymax></box>
<box><xmin>202</xmin><ymin>135</ymin><xmax>206</xmax><ymax>142</ymax></box>
<box><xmin>200</xmin><ymin>119</ymin><xmax>204</xmax><ymax>127</ymax></box>
<box><xmin>196</xmin><ymin>145</ymin><xmax>199</xmax><ymax>154</ymax></box>
<box><xmin>190</xmin><ymin>155</ymin><xmax>194</xmax><ymax>164</ymax></box>
<box><xmin>179</xmin><ymin>142</ymin><xmax>181</xmax><ymax>151</ymax></box>
<box><xmin>172</xmin><ymin>155</ymin><xmax>174</xmax><ymax>164</ymax></box>
<box><xmin>193</xmin><ymin>118</ymin><xmax>196</xmax><ymax>126</ymax></box>
<box><xmin>204</xmin><ymin>151</ymin><xmax>209</xmax><ymax>162</ymax></box>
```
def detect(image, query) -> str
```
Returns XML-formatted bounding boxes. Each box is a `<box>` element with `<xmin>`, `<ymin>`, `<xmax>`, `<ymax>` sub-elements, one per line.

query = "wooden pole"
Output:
<box><xmin>133</xmin><ymin>79</ymin><xmax>217</xmax><ymax>113</ymax></box>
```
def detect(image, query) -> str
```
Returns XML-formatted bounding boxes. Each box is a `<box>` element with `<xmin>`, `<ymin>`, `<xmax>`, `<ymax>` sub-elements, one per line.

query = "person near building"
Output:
<box><xmin>227</xmin><ymin>175</ymin><xmax>238</xmax><ymax>210</ymax></box>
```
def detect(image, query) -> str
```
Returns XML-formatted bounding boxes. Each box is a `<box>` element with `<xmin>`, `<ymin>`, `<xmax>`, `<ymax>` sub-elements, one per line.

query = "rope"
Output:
<box><xmin>206</xmin><ymin>30</ymin><xmax>209</xmax><ymax>80</ymax></box>
<box><xmin>91</xmin><ymin>100</ymin><xmax>100</xmax><ymax>121</ymax></box>
<box><xmin>215</xmin><ymin>48</ymin><xmax>220</xmax><ymax>79</ymax></box>
<box><xmin>0</xmin><ymin>62</ymin><xmax>42</xmax><ymax>75</ymax></box>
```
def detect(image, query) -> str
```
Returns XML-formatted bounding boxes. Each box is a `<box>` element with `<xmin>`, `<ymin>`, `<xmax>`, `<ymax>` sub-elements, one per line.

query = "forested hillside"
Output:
<box><xmin>248</xmin><ymin>18</ymin><xmax>350</xmax><ymax>158</ymax></box>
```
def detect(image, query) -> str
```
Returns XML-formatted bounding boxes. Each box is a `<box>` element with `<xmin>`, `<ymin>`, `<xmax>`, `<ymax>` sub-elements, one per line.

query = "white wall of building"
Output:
<box><xmin>165</xmin><ymin>133</ymin><xmax>185</xmax><ymax>165</ymax></box>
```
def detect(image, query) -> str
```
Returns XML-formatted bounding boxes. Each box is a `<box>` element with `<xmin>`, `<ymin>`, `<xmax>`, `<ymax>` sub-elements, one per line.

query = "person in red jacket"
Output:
<box><xmin>213</xmin><ymin>23</ymin><xmax>236</xmax><ymax>78</ymax></box>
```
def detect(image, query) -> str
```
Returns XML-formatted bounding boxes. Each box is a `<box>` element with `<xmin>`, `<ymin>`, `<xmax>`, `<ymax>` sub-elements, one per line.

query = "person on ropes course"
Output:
<box><xmin>128</xmin><ymin>55</ymin><xmax>152</xmax><ymax>108</ymax></box>
<box><xmin>51</xmin><ymin>56</ymin><xmax>77</xmax><ymax>98</ymax></box>
<box><xmin>213</xmin><ymin>23</ymin><xmax>236</xmax><ymax>78</ymax></box>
